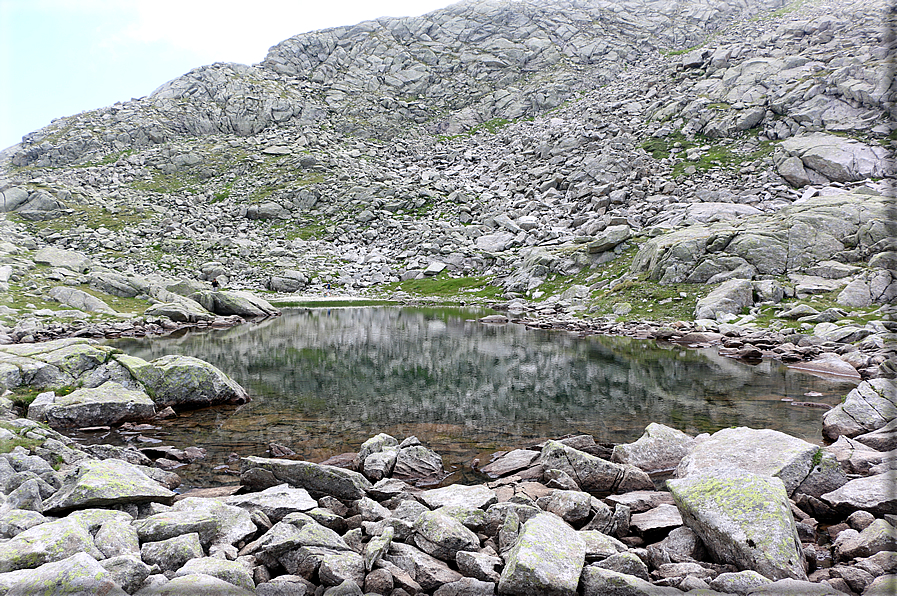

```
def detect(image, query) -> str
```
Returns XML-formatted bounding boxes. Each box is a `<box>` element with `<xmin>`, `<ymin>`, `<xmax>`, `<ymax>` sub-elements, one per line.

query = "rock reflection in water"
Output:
<box><xmin>103</xmin><ymin>307</ymin><xmax>857</xmax><ymax>488</ymax></box>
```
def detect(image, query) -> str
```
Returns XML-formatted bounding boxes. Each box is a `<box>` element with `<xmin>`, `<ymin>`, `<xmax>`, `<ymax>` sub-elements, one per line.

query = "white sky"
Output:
<box><xmin>0</xmin><ymin>0</ymin><xmax>454</xmax><ymax>151</ymax></box>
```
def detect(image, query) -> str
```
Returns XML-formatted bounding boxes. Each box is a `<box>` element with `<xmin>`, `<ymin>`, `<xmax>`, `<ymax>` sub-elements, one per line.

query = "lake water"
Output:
<box><xmin>97</xmin><ymin>307</ymin><xmax>858</xmax><ymax>489</ymax></box>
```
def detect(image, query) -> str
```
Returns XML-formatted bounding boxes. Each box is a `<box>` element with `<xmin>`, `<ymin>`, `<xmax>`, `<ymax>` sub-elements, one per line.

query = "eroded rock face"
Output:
<box><xmin>240</xmin><ymin>456</ymin><xmax>371</xmax><ymax>500</ymax></box>
<box><xmin>541</xmin><ymin>440</ymin><xmax>653</xmax><ymax>494</ymax></box>
<box><xmin>823</xmin><ymin>379</ymin><xmax>897</xmax><ymax>442</ymax></box>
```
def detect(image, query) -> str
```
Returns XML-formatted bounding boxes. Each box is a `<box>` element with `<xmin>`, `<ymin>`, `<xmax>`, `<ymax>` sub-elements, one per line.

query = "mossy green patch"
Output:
<box><xmin>383</xmin><ymin>273</ymin><xmax>504</xmax><ymax>300</ymax></box>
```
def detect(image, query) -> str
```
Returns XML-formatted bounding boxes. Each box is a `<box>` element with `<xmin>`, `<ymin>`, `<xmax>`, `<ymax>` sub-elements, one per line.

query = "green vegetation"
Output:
<box><xmin>640</xmin><ymin>130</ymin><xmax>776</xmax><ymax>177</ymax></box>
<box><xmin>8</xmin><ymin>385</ymin><xmax>75</xmax><ymax>410</ymax></box>
<box><xmin>11</xmin><ymin>204</ymin><xmax>148</xmax><ymax>234</ymax></box>
<box><xmin>383</xmin><ymin>273</ymin><xmax>504</xmax><ymax>300</ymax></box>
<box><xmin>130</xmin><ymin>171</ymin><xmax>197</xmax><ymax>194</ymax></box>
<box><xmin>273</xmin><ymin>299</ymin><xmax>399</xmax><ymax>308</ymax></box>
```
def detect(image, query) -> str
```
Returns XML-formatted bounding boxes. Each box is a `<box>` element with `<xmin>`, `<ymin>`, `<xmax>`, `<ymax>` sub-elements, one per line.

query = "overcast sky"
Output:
<box><xmin>0</xmin><ymin>0</ymin><xmax>453</xmax><ymax>151</ymax></box>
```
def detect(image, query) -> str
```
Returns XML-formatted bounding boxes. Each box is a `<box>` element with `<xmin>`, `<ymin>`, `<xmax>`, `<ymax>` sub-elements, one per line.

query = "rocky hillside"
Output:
<box><xmin>0</xmin><ymin>0</ymin><xmax>894</xmax><ymax>366</ymax></box>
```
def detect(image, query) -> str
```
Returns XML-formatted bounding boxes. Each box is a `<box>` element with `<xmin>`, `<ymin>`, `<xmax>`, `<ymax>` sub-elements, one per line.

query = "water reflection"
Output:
<box><xmin>101</xmin><ymin>307</ymin><xmax>857</xmax><ymax>488</ymax></box>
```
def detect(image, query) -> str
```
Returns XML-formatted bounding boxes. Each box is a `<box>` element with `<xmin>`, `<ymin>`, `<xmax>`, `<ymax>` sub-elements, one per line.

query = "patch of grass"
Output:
<box><xmin>78</xmin><ymin>286</ymin><xmax>152</xmax><ymax>315</ymax></box>
<box><xmin>588</xmin><ymin>275</ymin><xmax>702</xmax><ymax>321</ymax></box>
<box><xmin>384</xmin><ymin>273</ymin><xmax>504</xmax><ymax>300</ymax></box>
<box><xmin>17</xmin><ymin>204</ymin><xmax>148</xmax><ymax>234</ymax></box>
<box><xmin>751</xmin><ymin>291</ymin><xmax>882</xmax><ymax>330</ymax></box>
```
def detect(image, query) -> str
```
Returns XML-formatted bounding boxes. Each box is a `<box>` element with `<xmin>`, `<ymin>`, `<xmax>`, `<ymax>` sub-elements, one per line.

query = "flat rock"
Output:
<box><xmin>33</xmin><ymin>248</ymin><xmax>91</xmax><ymax>273</ymax></box>
<box><xmin>413</xmin><ymin>510</ymin><xmax>480</xmax><ymax>561</ymax></box>
<box><xmin>667</xmin><ymin>469</ymin><xmax>806</xmax><ymax>581</ymax></box>
<box><xmin>139</xmin><ymin>572</ymin><xmax>256</xmax><ymax>595</ymax></box>
<box><xmin>676</xmin><ymin>426</ymin><xmax>819</xmax><ymax>496</ymax></box>
<box><xmin>175</xmin><ymin>557</ymin><xmax>255</xmax><ymax>591</ymax></box>
<box><xmin>605</xmin><ymin>491</ymin><xmax>676</xmax><ymax>514</ymax></box>
<box><xmin>581</xmin><ymin>566</ymin><xmax>683</xmax><ymax>596</ymax></box>
<box><xmin>0</xmin><ymin>516</ymin><xmax>103</xmax><ymax>573</ymax></box>
<box><xmin>498</xmin><ymin>512</ymin><xmax>585</xmax><ymax>596</ymax></box>
<box><xmin>225</xmin><ymin>483</ymin><xmax>317</xmax><ymax>522</ymax></box>
<box><xmin>191</xmin><ymin>289</ymin><xmax>280</xmax><ymax>317</ymax></box>
<box><xmin>145</xmin><ymin>300</ymin><xmax>216</xmax><ymax>323</ymax></box>
<box><xmin>629</xmin><ymin>504</ymin><xmax>683</xmax><ymax>538</ymax></box>
<box><xmin>419</xmin><ymin>484</ymin><xmax>497</xmax><ymax>510</ymax></box>
<box><xmin>43</xmin><ymin>458</ymin><xmax>175</xmax><ymax>514</ymax></box>
<box><xmin>48</xmin><ymin>286</ymin><xmax>116</xmax><ymax>314</ymax></box>
<box><xmin>694</xmin><ymin>279</ymin><xmax>754</xmax><ymax>321</ymax></box>
<box><xmin>32</xmin><ymin>380</ymin><xmax>156</xmax><ymax>428</ymax></box>
<box><xmin>481</xmin><ymin>449</ymin><xmax>540</xmax><ymax>477</ymax></box>
<box><xmin>821</xmin><ymin>471</ymin><xmax>897</xmax><ymax>517</ymax></box>
<box><xmin>241</xmin><ymin>456</ymin><xmax>371</xmax><ymax>500</ymax></box>
<box><xmin>787</xmin><ymin>353</ymin><xmax>861</xmax><ymax>380</ymax></box>
<box><xmin>780</xmin><ymin>133</ymin><xmax>892</xmax><ymax>182</ymax></box>
<box><xmin>745</xmin><ymin>577</ymin><xmax>849</xmax><ymax>594</ymax></box>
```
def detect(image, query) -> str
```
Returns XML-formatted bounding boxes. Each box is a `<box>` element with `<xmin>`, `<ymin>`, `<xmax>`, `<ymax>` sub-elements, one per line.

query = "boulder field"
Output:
<box><xmin>0</xmin><ymin>338</ymin><xmax>892</xmax><ymax>593</ymax></box>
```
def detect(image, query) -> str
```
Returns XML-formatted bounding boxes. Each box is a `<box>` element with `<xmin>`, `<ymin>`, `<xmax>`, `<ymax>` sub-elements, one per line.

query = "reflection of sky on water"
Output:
<box><xmin>103</xmin><ymin>307</ymin><xmax>857</xmax><ymax>488</ymax></box>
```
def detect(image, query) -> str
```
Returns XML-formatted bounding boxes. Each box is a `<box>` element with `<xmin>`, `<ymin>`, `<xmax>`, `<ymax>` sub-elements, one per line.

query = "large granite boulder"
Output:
<box><xmin>33</xmin><ymin>247</ymin><xmax>91</xmax><ymax>273</ymax></box>
<box><xmin>667</xmin><ymin>470</ymin><xmax>806</xmax><ymax>581</ymax></box>
<box><xmin>0</xmin><ymin>338</ymin><xmax>113</xmax><ymax>391</ymax></box>
<box><xmin>145</xmin><ymin>300</ymin><xmax>216</xmax><ymax>323</ymax></box>
<box><xmin>821</xmin><ymin>471</ymin><xmax>897</xmax><ymax>518</ymax></box>
<box><xmin>141</xmin><ymin>572</ymin><xmax>255</xmax><ymax>595</ymax></box>
<box><xmin>498</xmin><ymin>512</ymin><xmax>586</xmax><ymax>596</ymax></box>
<box><xmin>611</xmin><ymin>423</ymin><xmax>695</xmax><ymax>473</ymax></box>
<box><xmin>413</xmin><ymin>510</ymin><xmax>480</xmax><ymax>561</ymax></box>
<box><xmin>780</xmin><ymin>133</ymin><xmax>893</xmax><ymax>182</ymax></box>
<box><xmin>694</xmin><ymin>278</ymin><xmax>754</xmax><ymax>321</ymax></box>
<box><xmin>823</xmin><ymin>379</ymin><xmax>896</xmax><ymax>441</ymax></box>
<box><xmin>29</xmin><ymin>381</ymin><xmax>156</xmax><ymax>428</ymax></box>
<box><xmin>175</xmin><ymin>557</ymin><xmax>256</xmax><ymax>591</ymax></box>
<box><xmin>43</xmin><ymin>458</ymin><xmax>175</xmax><ymax>514</ymax></box>
<box><xmin>48</xmin><ymin>286</ymin><xmax>116</xmax><ymax>314</ymax></box>
<box><xmin>0</xmin><ymin>552</ymin><xmax>127</xmax><ymax>595</ymax></box>
<box><xmin>581</xmin><ymin>566</ymin><xmax>683</xmax><ymax>596</ymax></box>
<box><xmin>541</xmin><ymin>440</ymin><xmax>653</xmax><ymax>494</ymax></box>
<box><xmin>0</xmin><ymin>517</ymin><xmax>102</xmax><ymax>573</ymax></box>
<box><xmin>676</xmin><ymin>427</ymin><xmax>820</xmax><ymax>496</ymax></box>
<box><xmin>116</xmin><ymin>353</ymin><xmax>249</xmax><ymax>410</ymax></box>
<box><xmin>190</xmin><ymin>289</ymin><xmax>279</xmax><ymax>317</ymax></box>
<box><xmin>419</xmin><ymin>484</ymin><xmax>497</xmax><ymax>510</ymax></box>
<box><xmin>241</xmin><ymin>456</ymin><xmax>371</xmax><ymax>500</ymax></box>
<box><xmin>225</xmin><ymin>483</ymin><xmax>317</xmax><ymax>522</ymax></box>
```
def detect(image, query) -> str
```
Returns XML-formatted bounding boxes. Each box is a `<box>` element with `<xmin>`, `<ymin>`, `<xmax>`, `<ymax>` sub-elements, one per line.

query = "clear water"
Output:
<box><xmin>95</xmin><ymin>307</ymin><xmax>858</xmax><ymax>489</ymax></box>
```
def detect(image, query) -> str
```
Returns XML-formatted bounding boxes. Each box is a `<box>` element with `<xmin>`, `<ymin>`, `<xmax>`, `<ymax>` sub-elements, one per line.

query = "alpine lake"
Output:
<box><xmin>89</xmin><ymin>307</ymin><xmax>858</xmax><ymax>490</ymax></box>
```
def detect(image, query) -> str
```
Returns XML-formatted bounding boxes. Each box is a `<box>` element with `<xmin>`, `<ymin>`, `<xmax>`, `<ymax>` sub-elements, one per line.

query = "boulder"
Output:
<box><xmin>190</xmin><ymin>289</ymin><xmax>279</xmax><ymax>317</ymax></box>
<box><xmin>822</xmin><ymin>379</ymin><xmax>896</xmax><ymax>441</ymax></box>
<box><xmin>588</xmin><ymin>225</ymin><xmax>630</xmax><ymax>253</ymax></box>
<box><xmin>225</xmin><ymin>483</ymin><xmax>317</xmax><ymax>522</ymax></box>
<box><xmin>498</xmin><ymin>512</ymin><xmax>586</xmax><ymax>596</ymax></box>
<box><xmin>140</xmin><ymin>572</ymin><xmax>256</xmax><ymax>595</ymax></box>
<box><xmin>384</xmin><ymin>542</ymin><xmax>463</xmax><ymax>591</ymax></box>
<box><xmin>0</xmin><ymin>516</ymin><xmax>102</xmax><ymax>573</ymax></box>
<box><xmin>480</xmin><ymin>449</ymin><xmax>540</xmax><ymax>478</ymax></box>
<box><xmin>0</xmin><ymin>552</ymin><xmax>127</xmax><ymax>595</ymax></box>
<box><xmin>33</xmin><ymin>247</ymin><xmax>91</xmax><ymax>273</ymax></box>
<box><xmin>629</xmin><ymin>504</ymin><xmax>683</xmax><ymax>539</ymax></box>
<box><xmin>419</xmin><ymin>484</ymin><xmax>497</xmax><ymax>510</ymax></box>
<box><xmin>667</xmin><ymin>470</ymin><xmax>806</xmax><ymax>581</ymax></box>
<box><xmin>48</xmin><ymin>286</ymin><xmax>116</xmax><ymax>314</ymax></box>
<box><xmin>694</xmin><ymin>279</ymin><xmax>754</xmax><ymax>321</ymax></box>
<box><xmin>145</xmin><ymin>300</ymin><xmax>216</xmax><ymax>323</ymax></box>
<box><xmin>100</xmin><ymin>555</ymin><xmax>153</xmax><ymax>593</ymax></box>
<box><xmin>392</xmin><ymin>444</ymin><xmax>445</xmax><ymax>482</ymax></box>
<box><xmin>675</xmin><ymin>427</ymin><xmax>820</xmax><ymax>496</ymax></box>
<box><xmin>240</xmin><ymin>456</ymin><xmax>371</xmax><ymax>500</ymax></box>
<box><xmin>413</xmin><ymin>510</ymin><xmax>480</xmax><ymax>561</ymax></box>
<box><xmin>821</xmin><ymin>471</ymin><xmax>897</xmax><ymax>517</ymax></box>
<box><xmin>43</xmin><ymin>458</ymin><xmax>175</xmax><ymax>514</ymax></box>
<box><xmin>780</xmin><ymin>133</ymin><xmax>892</xmax><ymax>182</ymax></box>
<box><xmin>580</xmin><ymin>566</ymin><xmax>683</xmax><ymax>596</ymax></box>
<box><xmin>31</xmin><ymin>381</ymin><xmax>156</xmax><ymax>428</ymax></box>
<box><xmin>175</xmin><ymin>557</ymin><xmax>255</xmax><ymax>591</ymax></box>
<box><xmin>141</xmin><ymin>532</ymin><xmax>204</xmax><ymax>572</ymax></box>
<box><xmin>541</xmin><ymin>440</ymin><xmax>652</xmax><ymax>494</ymax></box>
<box><xmin>855</xmin><ymin>419</ymin><xmax>897</xmax><ymax>452</ymax></box>
<box><xmin>117</xmin><ymin>353</ymin><xmax>249</xmax><ymax>410</ymax></box>
<box><xmin>745</xmin><ymin>578</ymin><xmax>845</xmax><ymax>595</ymax></box>
<box><xmin>611</xmin><ymin>423</ymin><xmax>695</xmax><ymax>473</ymax></box>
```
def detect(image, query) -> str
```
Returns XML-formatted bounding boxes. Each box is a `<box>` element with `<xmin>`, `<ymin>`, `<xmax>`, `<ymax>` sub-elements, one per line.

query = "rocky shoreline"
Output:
<box><xmin>0</xmin><ymin>335</ymin><xmax>894</xmax><ymax>595</ymax></box>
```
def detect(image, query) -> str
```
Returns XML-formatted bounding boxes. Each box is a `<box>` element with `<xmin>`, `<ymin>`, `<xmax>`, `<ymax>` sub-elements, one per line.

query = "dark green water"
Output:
<box><xmin>99</xmin><ymin>307</ymin><xmax>857</xmax><ymax>489</ymax></box>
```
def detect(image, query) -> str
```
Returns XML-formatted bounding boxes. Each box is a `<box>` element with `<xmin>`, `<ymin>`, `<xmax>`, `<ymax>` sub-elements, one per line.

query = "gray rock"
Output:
<box><xmin>0</xmin><ymin>516</ymin><xmax>102</xmax><ymax>573</ymax></box>
<box><xmin>580</xmin><ymin>529</ymin><xmax>627</xmax><ymax>560</ymax></box>
<box><xmin>384</xmin><ymin>542</ymin><xmax>463</xmax><ymax>591</ymax></box>
<box><xmin>822</xmin><ymin>379</ymin><xmax>896</xmax><ymax>441</ymax></box>
<box><xmin>359</xmin><ymin>433</ymin><xmax>399</xmax><ymax>461</ymax></box>
<box><xmin>498</xmin><ymin>512</ymin><xmax>585</xmax><ymax>596</ymax></box>
<box><xmin>457</xmin><ymin>550</ymin><xmax>501</xmax><ymax>583</ymax></box>
<box><xmin>145</xmin><ymin>300</ymin><xmax>215</xmax><ymax>323</ymax></box>
<box><xmin>95</xmin><ymin>516</ymin><xmax>141</xmax><ymax>558</ymax></box>
<box><xmin>541</xmin><ymin>440</ymin><xmax>653</xmax><ymax>494</ymax></box>
<box><xmin>34</xmin><ymin>381</ymin><xmax>156</xmax><ymax>428</ymax></box>
<box><xmin>33</xmin><ymin>248</ymin><xmax>91</xmax><ymax>273</ymax></box>
<box><xmin>117</xmin><ymin>353</ymin><xmax>249</xmax><ymax>410</ymax></box>
<box><xmin>225</xmin><ymin>482</ymin><xmax>317</xmax><ymax>522</ymax></box>
<box><xmin>392</xmin><ymin>445</ymin><xmax>444</xmax><ymax>482</ymax></box>
<box><xmin>667</xmin><ymin>469</ymin><xmax>806</xmax><ymax>581</ymax></box>
<box><xmin>100</xmin><ymin>554</ymin><xmax>152</xmax><ymax>593</ymax></box>
<box><xmin>0</xmin><ymin>552</ymin><xmax>127</xmax><ymax>595</ymax></box>
<box><xmin>612</xmin><ymin>423</ymin><xmax>695</xmax><ymax>473</ymax></box>
<box><xmin>588</xmin><ymin>225</ymin><xmax>630</xmax><ymax>253</ymax></box>
<box><xmin>833</xmin><ymin>519</ymin><xmax>897</xmax><ymax>562</ymax></box>
<box><xmin>709</xmin><ymin>570</ymin><xmax>773</xmax><ymax>594</ymax></box>
<box><xmin>676</xmin><ymin>427</ymin><xmax>820</xmax><ymax>496</ymax></box>
<box><xmin>580</xmin><ymin>566</ymin><xmax>683</xmax><ymax>596</ymax></box>
<box><xmin>855</xmin><ymin>419</ymin><xmax>897</xmax><ymax>452</ymax></box>
<box><xmin>413</xmin><ymin>510</ymin><xmax>480</xmax><ymax>561</ymax></box>
<box><xmin>595</xmin><ymin>552</ymin><xmax>650</xmax><ymax>581</ymax></box>
<box><xmin>536</xmin><ymin>490</ymin><xmax>594</xmax><ymax>526</ymax></box>
<box><xmin>139</xmin><ymin>572</ymin><xmax>256</xmax><ymax>595</ymax></box>
<box><xmin>190</xmin><ymin>289</ymin><xmax>280</xmax><ymax>317</ymax></box>
<box><xmin>364</xmin><ymin>526</ymin><xmax>394</xmax><ymax>571</ymax></box>
<box><xmin>419</xmin><ymin>484</ymin><xmax>497</xmax><ymax>510</ymax></box>
<box><xmin>175</xmin><ymin>557</ymin><xmax>255</xmax><ymax>591</ymax></box>
<box><xmin>821</xmin><ymin>471</ymin><xmax>897</xmax><ymax>518</ymax></box>
<box><xmin>0</xmin><ymin>509</ymin><xmax>47</xmax><ymax>538</ymax></box>
<box><xmin>240</xmin><ymin>456</ymin><xmax>371</xmax><ymax>500</ymax></box>
<box><xmin>43</xmin><ymin>459</ymin><xmax>175</xmax><ymax>514</ymax></box>
<box><xmin>140</xmin><ymin>532</ymin><xmax>204</xmax><ymax>572</ymax></box>
<box><xmin>48</xmin><ymin>286</ymin><xmax>116</xmax><ymax>314</ymax></box>
<box><xmin>433</xmin><ymin>576</ymin><xmax>496</xmax><ymax>596</ymax></box>
<box><xmin>629</xmin><ymin>504</ymin><xmax>682</xmax><ymax>538</ymax></box>
<box><xmin>744</xmin><ymin>578</ymin><xmax>847</xmax><ymax>594</ymax></box>
<box><xmin>780</xmin><ymin>133</ymin><xmax>892</xmax><ymax>182</ymax></box>
<box><xmin>694</xmin><ymin>279</ymin><xmax>754</xmax><ymax>321</ymax></box>
<box><xmin>864</xmin><ymin>574</ymin><xmax>897</xmax><ymax>596</ymax></box>
<box><xmin>480</xmin><ymin>449</ymin><xmax>540</xmax><ymax>478</ymax></box>
<box><xmin>362</xmin><ymin>449</ymin><xmax>397</xmax><ymax>481</ymax></box>
<box><xmin>318</xmin><ymin>551</ymin><xmax>365</xmax><ymax>587</ymax></box>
